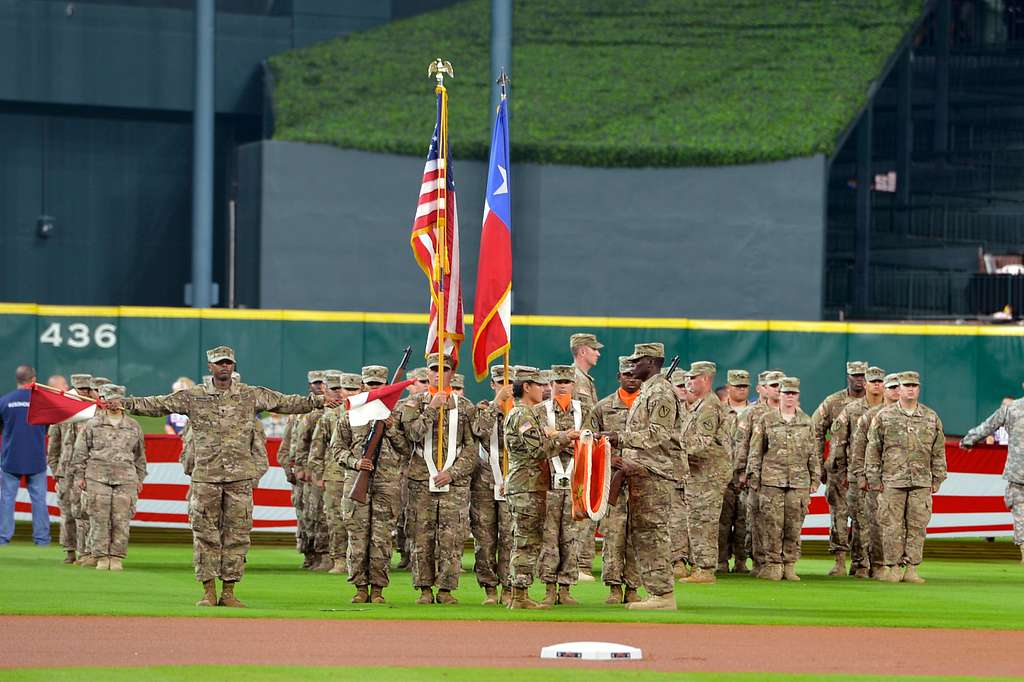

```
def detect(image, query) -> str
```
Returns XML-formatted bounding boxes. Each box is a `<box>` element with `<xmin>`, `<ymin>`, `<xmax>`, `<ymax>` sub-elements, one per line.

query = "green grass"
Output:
<box><xmin>4</xmin><ymin>667</ymin><xmax>1020</xmax><ymax>682</ymax></box>
<box><xmin>269</xmin><ymin>0</ymin><xmax>923</xmax><ymax>167</ymax></box>
<box><xmin>2</xmin><ymin>541</ymin><xmax>1022</xmax><ymax>629</ymax></box>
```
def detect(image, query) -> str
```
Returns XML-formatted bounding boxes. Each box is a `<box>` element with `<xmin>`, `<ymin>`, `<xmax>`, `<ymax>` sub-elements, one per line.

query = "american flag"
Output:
<box><xmin>410</xmin><ymin>89</ymin><xmax>464</xmax><ymax>360</ymax></box>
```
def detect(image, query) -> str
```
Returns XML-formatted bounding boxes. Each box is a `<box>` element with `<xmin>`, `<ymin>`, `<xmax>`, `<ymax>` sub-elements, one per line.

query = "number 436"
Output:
<box><xmin>39</xmin><ymin>322</ymin><xmax>117</xmax><ymax>349</ymax></box>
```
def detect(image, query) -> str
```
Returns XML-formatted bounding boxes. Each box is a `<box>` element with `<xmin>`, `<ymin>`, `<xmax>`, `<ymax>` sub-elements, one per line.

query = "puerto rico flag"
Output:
<box><xmin>471</xmin><ymin>97</ymin><xmax>513</xmax><ymax>381</ymax></box>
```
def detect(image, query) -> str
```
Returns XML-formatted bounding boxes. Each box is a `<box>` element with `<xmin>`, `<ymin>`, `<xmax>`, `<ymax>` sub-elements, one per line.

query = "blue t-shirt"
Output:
<box><xmin>0</xmin><ymin>387</ymin><xmax>47</xmax><ymax>475</ymax></box>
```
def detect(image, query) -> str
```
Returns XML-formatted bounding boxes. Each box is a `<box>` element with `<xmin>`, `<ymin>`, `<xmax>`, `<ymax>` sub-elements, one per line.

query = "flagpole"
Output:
<box><xmin>31</xmin><ymin>382</ymin><xmax>99</xmax><ymax>404</ymax></box>
<box><xmin>497</xmin><ymin>69</ymin><xmax>511</xmax><ymax>478</ymax></box>
<box><xmin>431</xmin><ymin>58</ymin><xmax>453</xmax><ymax>472</ymax></box>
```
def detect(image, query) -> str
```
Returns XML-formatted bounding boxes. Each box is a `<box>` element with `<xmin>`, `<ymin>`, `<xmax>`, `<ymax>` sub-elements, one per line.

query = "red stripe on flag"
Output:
<box><xmin>809</xmin><ymin>493</ymin><xmax>1006</xmax><ymax>516</ymax></box>
<box><xmin>945</xmin><ymin>442</ymin><xmax>1008</xmax><ymax>476</ymax></box>
<box><xmin>15</xmin><ymin>502</ymin><xmax>61</xmax><ymax>516</ymax></box>
<box><xmin>141</xmin><ymin>434</ymin><xmax>282</xmax><ymax>466</ymax></box>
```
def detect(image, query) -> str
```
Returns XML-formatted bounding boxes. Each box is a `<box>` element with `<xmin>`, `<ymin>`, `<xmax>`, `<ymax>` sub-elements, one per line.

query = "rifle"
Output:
<box><xmin>346</xmin><ymin>346</ymin><xmax>413</xmax><ymax>504</ymax></box>
<box><xmin>607</xmin><ymin>354</ymin><xmax>680</xmax><ymax>506</ymax></box>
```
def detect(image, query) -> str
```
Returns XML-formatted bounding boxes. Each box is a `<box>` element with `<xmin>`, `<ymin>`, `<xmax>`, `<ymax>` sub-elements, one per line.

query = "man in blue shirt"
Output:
<box><xmin>0</xmin><ymin>366</ymin><xmax>51</xmax><ymax>545</ymax></box>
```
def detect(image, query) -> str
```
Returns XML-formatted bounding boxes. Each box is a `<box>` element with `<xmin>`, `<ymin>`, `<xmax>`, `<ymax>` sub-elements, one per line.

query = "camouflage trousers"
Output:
<box><xmin>685</xmin><ymin>476</ymin><xmax>728</xmax><ymax>570</ymax></box>
<box><xmin>55</xmin><ymin>477</ymin><xmax>76</xmax><ymax>552</ymax></box>
<box><xmin>290</xmin><ymin>482</ymin><xmax>304</xmax><ymax>549</ymax></box>
<box><xmin>826</xmin><ymin>471</ymin><xmax>850</xmax><ymax>554</ymax></box>
<box><xmin>72</xmin><ymin>484</ymin><xmax>91</xmax><ymax>557</ymax></box>
<box><xmin>627</xmin><ymin>473</ymin><xmax>675</xmax><ymax>597</ymax></box>
<box><xmin>322</xmin><ymin>479</ymin><xmax>350</xmax><ymax>561</ymax></box>
<box><xmin>1007</xmin><ymin>482</ymin><xmax>1024</xmax><ymax>544</ymax></box>
<box><xmin>406</xmin><ymin>480</ymin><xmax>469</xmax><ymax>591</ymax></box>
<box><xmin>759</xmin><ymin>485</ymin><xmax>808</xmax><ymax>564</ymax></box>
<box><xmin>396</xmin><ymin>471</ymin><xmax>409</xmax><ymax>558</ymax></box>
<box><xmin>745</xmin><ymin>486</ymin><xmax>764</xmax><ymax>566</ymax></box>
<box><xmin>718</xmin><ymin>482</ymin><xmax>748</xmax><ymax>567</ymax></box>
<box><xmin>861</xmin><ymin>488</ymin><xmax>883</xmax><ymax>567</ymax></box>
<box><xmin>85</xmin><ymin>480</ymin><xmax>137</xmax><ymax>559</ymax></box>
<box><xmin>507</xmin><ymin>490</ymin><xmax>546</xmax><ymax>588</ymax></box>
<box><xmin>469</xmin><ymin>491</ymin><xmax>512</xmax><ymax>588</ymax></box>
<box><xmin>189</xmin><ymin>480</ymin><xmax>253</xmax><ymax>583</ymax></box>
<box><xmin>669</xmin><ymin>485</ymin><xmax>690</xmax><ymax>565</ymax></box>
<box><xmin>577</xmin><ymin>518</ymin><xmax>599</xmax><ymax>575</ymax></box>
<box><xmin>301</xmin><ymin>482</ymin><xmax>328</xmax><ymax>555</ymax></box>
<box><xmin>878</xmin><ymin>486</ymin><xmax>931</xmax><ymax>566</ymax></box>
<box><xmin>600</xmin><ymin>488</ymin><xmax>640</xmax><ymax>588</ymax></box>
<box><xmin>539</xmin><ymin>489</ymin><xmax>581</xmax><ymax>586</ymax></box>
<box><xmin>846</xmin><ymin>486</ymin><xmax>869</xmax><ymax>569</ymax></box>
<box><xmin>343</xmin><ymin>479</ymin><xmax>399</xmax><ymax>587</ymax></box>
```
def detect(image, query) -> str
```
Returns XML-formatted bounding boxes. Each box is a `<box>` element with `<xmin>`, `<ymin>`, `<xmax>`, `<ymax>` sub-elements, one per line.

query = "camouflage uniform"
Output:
<box><xmin>277</xmin><ymin>414</ymin><xmax>304</xmax><ymax>550</ymax></box>
<box><xmin>293</xmin><ymin>407</ymin><xmax>329</xmax><ymax>561</ymax></box>
<box><xmin>70</xmin><ymin>376</ymin><xmax>111</xmax><ymax>559</ymax></box>
<box><xmin>962</xmin><ymin>397</ymin><xmax>1024</xmax><ymax>546</ymax></box>
<box><xmin>748</xmin><ymin>403</ymin><xmax>819</xmax><ymax>568</ymax></box>
<box><xmin>470</xmin><ymin>398</ymin><xmax>514</xmax><ymax>591</ymax></box>
<box><xmin>573</xmin><ymin>362</ymin><xmax>601</xmax><ymax>575</ymax></box>
<box><xmin>589</xmin><ymin>389</ymin><xmax>640</xmax><ymax>589</ymax></box>
<box><xmin>399</xmin><ymin>388</ymin><xmax>477</xmax><ymax>594</ymax></box>
<box><xmin>734</xmin><ymin>378</ymin><xmax>782</xmax><ymax>573</ymax></box>
<box><xmin>70</xmin><ymin>403</ymin><xmax>146</xmax><ymax>561</ymax></box>
<box><xmin>504</xmin><ymin>395</ymin><xmax>550</xmax><ymax>589</ymax></box>
<box><xmin>719</xmin><ymin>399</ymin><xmax>750</xmax><ymax>571</ymax></box>
<box><xmin>123</xmin><ymin>371</ymin><xmax>323</xmax><ymax>584</ymax></box>
<box><xmin>308</xmin><ymin>404</ymin><xmax>350</xmax><ymax>566</ymax></box>
<box><xmin>865</xmin><ymin>394</ymin><xmax>946</xmax><ymax>569</ymax></box>
<box><xmin>47</xmin><ymin>419</ymin><xmax>78</xmax><ymax>554</ymax></box>
<box><xmin>848</xmin><ymin>398</ymin><xmax>891</xmax><ymax>570</ymax></box>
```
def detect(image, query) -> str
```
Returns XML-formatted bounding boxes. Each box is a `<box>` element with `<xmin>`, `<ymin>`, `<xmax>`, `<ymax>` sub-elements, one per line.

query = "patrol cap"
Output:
<box><xmin>91</xmin><ymin>377</ymin><xmax>112</xmax><ymax>390</ymax></box>
<box><xmin>426</xmin><ymin>353</ymin><xmax>454</xmax><ymax>370</ymax></box>
<box><xmin>898</xmin><ymin>371</ymin><xmax>920</xmax><ymax>386</ymax></box>
<box><xmin>410</xmin><ymin>367</ymin><xmax>429</xmax><ymax>382</ymax></box>
<box><xmin>490</xmin><ymin>365</ymin><xmax>512</xmax><ymax>384</ymax></box>
<box><xmin>846</xmin><ymin>360</ymin><xmax>868</xmax><ymax>375</ymax></box>
<box><xmin>307</xmin><ymin>370</ymin><xmax>325</xmax><ymax>384</ymax></box>
<box><xmin>866</xmin><ymin>366</ymin><xmax>886</xmax><ymax>382</ymax></box>
<box><xmin>689</xmin><ymin>360</ymin><xmax>717</xmax><ymax>376</ymax></box>
<box><xmin>884</xmin><ymin>373</ymin><xmax>900</xmax><ymax>389</ymax></box>
<box><xmin>324</xmin><ymin>371</ymin><xmax>343</xmax><ymax>389</ymax></box>
<box><xmin>539</xmin><ymin>370</ymin><xmax>553</xmax><ymax>385</ymax></box>
<box><xmin>626</xmin><ymin>342</ymin><xmax>664</xmax><ymax>361</ymax></box>
<box><xmin>780</xmin><ymin>376</ymin><xmax>801</xmax><ymax>393</ymax></box>
<box><xmin>340</xmin><ymin>373</ymin><xmax>362</xmax><ymax>390</ymax></box>
<box><xmin>727</xmin><ymin>369</ymin><xmax>749</xmax><ymax>386</ymax></box>
<box><xmin>207</xmin><ymin>345</ymin><xmax>236</xmax><ymax>364</ymax></box>
<box><xmin>763</xmin><ymin>371</ymin><xmax>785</xmax><ymax>386</ymax></box>
<box><xmin>451</xmin><ymin>373</ymin><xmax>465</xmax><ymax>389</ymax></box>
<box><xmin>618</xmin><ymin>356</ymin><xmax>635</xmax><ymax>374</ymax></box>
<box><xmin>514</xmin><ymin>365</ymin><xmax>542</xmax><ymax>383</ymax></box>
<box><xmin>670</xmin><ymin>369</ymin><xmax>689</xmax><ymax>386</ymax></box>
<box><xmin>70</xmin><ymin>374</ymin><xmax>93</xmax><ymax>390</ymax></box>
<box><xmin>550</xmin><ymin>364</ymin><xmax>575</xmax><ymax>382</ymax></box>
<box><xmin>99</xmin><ymin>384</ymin><xmax>126</xmax><ymax>400</ymax></box>
<box><xmin>570</xmin><ymin>333</ymin><xmax>604</xmax><ymax>351</ymax></box>
<box><xmin>757</xmin><ymin>371</ymin><xmax>771</xmax><ymax>386</ymax></box>
<box><xmin>362</xmin><ymin>365</ymin><xmax>389</xmax><ymax>385</ymax></box>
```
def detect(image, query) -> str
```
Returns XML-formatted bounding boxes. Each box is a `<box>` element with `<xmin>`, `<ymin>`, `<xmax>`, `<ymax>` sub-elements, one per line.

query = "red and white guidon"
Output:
<box><xmin>344</xmin><ymin>380</ymin><xmax>416</xmax><ymax>428</ymax></box>
<box><xmin>26</xmin><ymin>383</ymin><xmax>98</xmax><ymax>425</ymax></box>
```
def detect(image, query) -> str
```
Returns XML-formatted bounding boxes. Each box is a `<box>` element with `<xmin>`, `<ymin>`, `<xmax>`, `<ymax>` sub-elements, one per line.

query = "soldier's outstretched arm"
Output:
<box><xmin>121</xmin><ymin>392</ymin><xmax>189</xmax><ymax>417</ymax></box>
<box><xmin>253</xmin><ymin>387</ymin><xmax>324</xmax><ymax>414</ymax></box>
<box><xmin>961</xmin><ymin>404</ymin><xmax>1008</xmax><ymax>448</ymax></box>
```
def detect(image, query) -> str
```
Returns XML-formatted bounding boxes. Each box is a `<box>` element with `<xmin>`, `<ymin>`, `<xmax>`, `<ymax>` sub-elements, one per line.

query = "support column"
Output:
<box><xmin>490</xmin><ymin>0</ymin><xmax>512</xmax><ymax>117</ymax></box>
<box><xmin>855</xmin><ymin>108</ymin><xmax>874</xmax><ymax>313</ymax></box>
<box><xmin>190</xmin><ymin>0</ymin><xmax>215</xmax><ymax>308</ymax></box>
<box><xmin>934</xmin><ymin>0</ymin><xmax>950</xmax><ymax>156</ymax></box>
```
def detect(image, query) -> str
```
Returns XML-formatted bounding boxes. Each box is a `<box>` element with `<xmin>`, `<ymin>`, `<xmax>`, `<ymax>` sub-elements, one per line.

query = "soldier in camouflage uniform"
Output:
<box><xmin>827</xmin><ymin>366</ymin><xmax>886</xmax><ymax>578</ymax></box>
<box><xmin>336</xmin><ymin>366</ymin><xmax>409</xmax><ymax>604</ymax></box>
<box><xmin>736</xmin><ymin>371</ymin><xmax>784</xmax><ymax>577</ymax></box>
<box><xmin>718</xmin><ymin>369</ymin><xmax>751</xmax><ymax>574</ymax></box>
<box><xmin>307</xmin><ymin>371</ymin><xmax>359</xmax><ymax>574</ymax></box>
<box><xmin>570</xmin><ymin>333</ymin><xmax>602</xmax><ymax>582</ymax></box>
<box><xmin>278</xmin><ymin>370</ymin><xmax>324</xmax><ymax>560</ymax></box>
<box><xmin>116</xmin><ymin>345</ymin><xmax>330</xmax><ymax>607</ymax></box>
<box><xmin>669</xmin><ymin>369</ymin><xmax>693</xmax><ymax>579</ymax></box>
<box><xmin>680</xmin><ymin>361</ymin><xmax>732</xmax><ymax>584</ymax></box>
<box><xmin>535</xmin><ymin>364</ymin><xmax>587</xmax><ymax>606</ymax></box>
<box><xmin>470</xmin><ymin>365</ymin><xmax>515</xmax><ymax>606</ymax></box>
<box><xmin>865</xmin><ymin>371</ymin><xmax>946</xmax><ymax>583</ymax></box>
<box><xmin>293</xmin><ymin>370</ymin><xmax>335</xmax><ymax>570</ymax></box>
<box><xmin>47</xmin><ymin>373</ymin><xmax>93</xmax><ymax>564</ymax></box>
<box><xmin>848</xmin><ymin>373</ymin><xmax>901</xmax><ymax>576</ymax></box>
<box><xmin>71</xmin><ymin>375</ymin><xmax>111</xmax><ymax>565</ymax></box>
<box><xmin>504</xmin><ymin>366</ymin><xmax>552</xmax><ymax>609</ymax></box>
<box><xmin>396</xmin><ymin>367</ymin><xmax>430</xmax><ymax>570</ymax></box>
<box><xmin>812</xmin><ymin>360</ymin><xmax>867</xmax><ymax>577</ymax></box>
<box><xmin>748</xmin><ymin>377</ymin><xmax>819</xmax><ymax>581</ymax></box>
<box><xmin>961</xmin><ymin>386</ymin><xmax>1024</xmax><ymax>565</ymax></box>
<box><xmin>603</xmin><ymin>343</ymin><xmax>681</xmax><ymax>611</ymax></box>
<box><xmin>70</xmin><ymin>384</ymin><xmax>146</xmax><ymax>572</ymax></box>
<box><xmin>589</xmin><ymin>356</ymin><xmax>642</xmax><ymax>604</ymax></box>
<box><xmin>399</xmin><ymin>352</ymin><xmax>477</xmax><ymax>605</ymax></box>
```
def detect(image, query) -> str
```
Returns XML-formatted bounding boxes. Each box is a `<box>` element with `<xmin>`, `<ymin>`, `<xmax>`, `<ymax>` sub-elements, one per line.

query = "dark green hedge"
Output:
<box><xmin>268</xmin><ymin>0</ymin><xmax>923</xmax><ymax>167</ymax></box>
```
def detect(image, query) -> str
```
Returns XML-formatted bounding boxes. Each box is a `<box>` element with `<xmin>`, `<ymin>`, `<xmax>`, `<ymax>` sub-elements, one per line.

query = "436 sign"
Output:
<box><xmin>39</xmin><ymin>322</ymin><xmax>118</xmax><ymax>349</ymax></box>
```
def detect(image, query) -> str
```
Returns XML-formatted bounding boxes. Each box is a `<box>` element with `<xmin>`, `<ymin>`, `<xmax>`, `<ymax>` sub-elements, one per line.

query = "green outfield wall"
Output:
<box><xmin>1</xmin><ymin>303</ymin><xmax>1018</xmax><ymax>436</ymax></box>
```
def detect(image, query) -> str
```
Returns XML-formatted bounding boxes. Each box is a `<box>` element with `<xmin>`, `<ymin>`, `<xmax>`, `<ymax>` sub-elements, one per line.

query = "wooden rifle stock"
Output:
<box><xmin>347</xmin><ymin>346</ymin><xmax>413</xmax><ymax>504</ymax></box>
<box><xmin>606</xmin><ymin>354</ymin><xmax>680</xmax><ymax>506</ymax></box>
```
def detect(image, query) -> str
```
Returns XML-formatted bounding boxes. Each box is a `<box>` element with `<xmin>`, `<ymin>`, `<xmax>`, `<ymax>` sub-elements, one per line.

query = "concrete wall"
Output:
<box><xmin>247</xmin><ymin>141</ymin><xmax>827</xmax><ymax>319</ymax></box>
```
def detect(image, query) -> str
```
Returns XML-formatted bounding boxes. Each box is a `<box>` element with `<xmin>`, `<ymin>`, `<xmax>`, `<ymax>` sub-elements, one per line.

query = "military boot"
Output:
<box><xmin>313</xmin><ymin>555</ymin><xmax>333</xmax><ymax>572</ymax></box>
<box><xmin>623</xmin><ymin>587</ymin><xmax>642</xmax><ymax>603</ymax></box>
<box><xmin>882</xmin><ymin>565</ymin><xmax>902</xmax><ymax>583</ymax></box>
<box><xmin>732</xmin><ymin>559</ymin><xmax>750</xmax><ymax>574</ymax></box>
<box><xmin>218</xmin><ymin>581</ymin><xmax>246</xmax><ymax>607</ymax></box>
<box><xmin>108</xmin><ymin>557</ymin><xmax>123</xmax><ymax>572</ymax></box>
<box><xmin>498</xmin><ymin>586</ymin><xmax>511</xmax><ymax>607</ymax></box>
<box><xmin>684</xmin><ymin>567</ymin><xmax>716</xmax><ymax>584</ymax></box>
<box><xmin>302</xmin><ymin>552</ymin><xmax>315</xmax><ymax>569</ymax></box>
<box><xmin>415</xmin><ymin>588</ymin><xmax>434</xmax><ymax>604</ymax></box>
<box><xmin>79</xmin><ymin>554</ymin><xmax>98</xmax><ymax>568</ymax></box>
<box><xmin>716</xmin><ymin>562</ymin><xmax>730</xmax><ymax>574</ymax></box>
<box><xmin>396</xmin><ymin>553</ymin><xmax>411</xmax><ymax>570</ymax></box>
<box><xmin>196</xmin><ymin>580</ymin><xmax>217</xmax><ymax>607</ymax></box>
<box><xmin>902</xmin><ymin>565</ymin><xmax>925</xmax><ymax>584</ymax></box>
<box><xmin>749</xmin><ymin>561</ymin><xmax>762</xmax><ymax>578</ymax></box>
<box><xmin>328</xmin><ymin>558</ymin><xmax>346</xmax><ymax>575</ymax></box>
<box><xmin>577</xmin><ymin>570</ymin><xmax>596</xmax><ymax>583</ymax></box>
<box><xmin>352</xmin><ymin>585</ymin><xmax>370</xmax><ymax>603</ymax></box>
<box><xmin>626</xmin><ymin>592</ymin><xmax>677</xmax><ymax>611</ymax></box>
<box><xmin>870</xmin><ymin>564</ymin><xmax>884</xmax><ymax>580</ymax></box>
<box><xmin>557</xmin><ymin>585</ymin><xmax>578</xmax><ymax>606</ymax></box>
<box><xmin>782</xmin><ymin>564</ymin><xmax>800</xmax><ymax>581</ymax></box>
<box><xmin>541</xmin><ymin>583</ymin><xmax>557</xmax><ymax>607</ymax></box>
<box><xmin>96</xmin><ymin>557</ymin><xmax>110</xmax><ymax>571</ymax></box>
<box><xmin>672</xmin><ymin>561</ymin><xmax>690</xmax><ymax>580</ymax></box>
<box><xmin>827</xmin><ymin>551</ymin><xmax>846</xmax><ymax>577</ymax></box>
<box><xmin>759</xmin><ymin>564</ymin><xmax>783</xmax><ymax>581</ymax></box>
<box><xmin>508</xmin><ymin>587</ymin><xmax>549</xmax><ymax>610</ymax></box>
<box><xmin>63</xmin><ymin>550</ymin><xmax>77</xmax><ymax>564</ymax></box>
<box><xmin>481</xmin><ymin>586</ymin><xmax>498</xmax><ymax>606</ymax></box>
<box><xmin>435</xmin><ymin>589</ymin><xmax>458</xmax><ymax>605</ymax></box>
<box><xmin>853</xmin><ymin>566</ymin><xmax>870</xmax><ymax>579</ymax></box>
<box><xmin>370</xmin><ymin>586</ymin><xmax>386</xmax><ymax>604</ymax></box>
<box><xmin>1019</xmin><ymin>545</ymin><xmax>1023</xmax><ymax>565</ymax></box>
<box><xmin>605</xmin><ymin>584</ymin><xmax>624</xmax><ymax>605</ymax></box>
